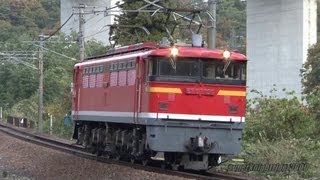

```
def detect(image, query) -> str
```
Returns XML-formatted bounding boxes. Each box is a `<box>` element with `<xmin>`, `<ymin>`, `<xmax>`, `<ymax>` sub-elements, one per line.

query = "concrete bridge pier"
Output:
<box><xmin>247</xmin><ymin>0</ymin><xmax>317</xmax><ymax>98</ymax></box>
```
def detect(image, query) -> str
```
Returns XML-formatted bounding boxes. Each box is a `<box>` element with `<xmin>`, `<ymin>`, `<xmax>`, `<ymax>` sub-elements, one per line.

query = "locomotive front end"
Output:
<box><xmin>144</xmin><ymin>46</ymin><xmax>247</xmax><ymax>170</ymax></box>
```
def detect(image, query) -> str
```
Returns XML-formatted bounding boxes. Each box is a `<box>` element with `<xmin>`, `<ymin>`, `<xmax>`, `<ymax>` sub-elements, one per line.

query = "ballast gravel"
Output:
<box><xmin>0</xmin><ymin>131</ymin><xmax>191</xmax><ymax>180</ymax></box>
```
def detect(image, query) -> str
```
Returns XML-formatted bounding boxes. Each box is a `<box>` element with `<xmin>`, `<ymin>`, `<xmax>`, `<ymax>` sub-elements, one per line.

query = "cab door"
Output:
<box><xmin>134</xmin><ymin>56</ymin><xmax>146</xmax><ymax>124</ymax></box>
<box><xmin>73</xmin><ymin>66</ymin><xmax>82</xmax><ymax>120</ymax></box>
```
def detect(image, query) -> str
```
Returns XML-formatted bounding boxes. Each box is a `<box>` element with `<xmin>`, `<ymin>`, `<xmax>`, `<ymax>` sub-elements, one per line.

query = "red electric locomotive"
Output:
<box><xmin>72</xmin><ymin>38</ymin><xmax>247</xmax><ymax>170</ymax></box>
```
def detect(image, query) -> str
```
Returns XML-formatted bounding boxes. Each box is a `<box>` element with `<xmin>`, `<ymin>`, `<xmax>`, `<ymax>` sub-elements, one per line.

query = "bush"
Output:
<box><xmin>244</xmin><ymin>90</ymin><xmax>316</xmax><ymax>142</ymax></box>
<box><xmin>305</xmin><ymin>91</ymin><xmax>320</xmax><ymax>135</ymax></box>
<box><xmin>240</xmin><ymin>139</ymin><xmax>320</xmax><ymax>178</ymax></box>
<box><xmin>233</xmin><ymin>90</ymin><xmax>320</xmax><ymax>179</ymax></box>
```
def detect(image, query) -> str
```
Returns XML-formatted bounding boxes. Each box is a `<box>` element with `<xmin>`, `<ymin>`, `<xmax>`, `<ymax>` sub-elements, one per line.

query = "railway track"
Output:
<box><xmin>0</xmin><ymin>122</ymin><xmax>256</xmax><ymax>180</ymax></box>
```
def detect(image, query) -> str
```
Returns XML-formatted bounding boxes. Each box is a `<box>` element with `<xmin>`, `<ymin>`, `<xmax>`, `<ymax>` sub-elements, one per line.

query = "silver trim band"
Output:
<box><xmin>72</xmin><ymin>111</ymin><xmax>245</xmax><ymax>122</ymax></box>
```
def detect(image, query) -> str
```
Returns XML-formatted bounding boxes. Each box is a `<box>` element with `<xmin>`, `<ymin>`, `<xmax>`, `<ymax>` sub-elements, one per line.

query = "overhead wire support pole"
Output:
<box><xmin>31</xmin><ymin>43</ymin><xmax>77</xmax><ymax>61</ymax></box>
<box><xmin>207</xmin><ymin>0</ymin><xmax>217</xmax><ymax>49</ymax></box>
<box><xmin>79</xmin><ymin>4</ymin><xmax>86</xmax><ymax>62</ymax></box>
<box><xmin>38</xmin><ymin>34</ymin><xmax>44</xmax><ymax>133</ymax></box>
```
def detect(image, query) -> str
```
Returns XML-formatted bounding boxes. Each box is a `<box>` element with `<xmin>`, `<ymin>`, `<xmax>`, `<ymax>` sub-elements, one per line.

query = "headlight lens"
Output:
<box><xmin>223</xmin><ymin>50</ymin><xmax>231</xmax><ymax>59</ymax></box>
<box><xmin>171</xmin><ymin>47</ymin><xmax>179</xmax><ymax>57</ymax></box>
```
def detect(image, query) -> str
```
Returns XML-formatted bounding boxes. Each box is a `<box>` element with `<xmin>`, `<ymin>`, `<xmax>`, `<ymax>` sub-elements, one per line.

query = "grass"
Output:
<box><xmin>218</xmin><ymin>138</ymin><xmax>320</xmax><ymax>179</ymax></box>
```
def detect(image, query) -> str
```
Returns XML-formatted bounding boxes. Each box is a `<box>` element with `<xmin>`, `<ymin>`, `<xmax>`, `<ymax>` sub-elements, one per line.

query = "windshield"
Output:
<box><xmin>149</xmin><ymin>57</ymin><xmax>246</xmax><ymax>85</ymax></box>
<box><xmin>159</xmin><ymin>60</ymin><xmax>199</xmax><ymax>77</ymax></box>
<box><xmin>202</xmin><ymin>60</ymin><xmax>246</xmax><ymax>81</ymax></box>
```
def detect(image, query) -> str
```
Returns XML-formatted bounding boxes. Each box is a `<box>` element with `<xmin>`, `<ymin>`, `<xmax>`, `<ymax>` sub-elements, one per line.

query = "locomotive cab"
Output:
<box><xmin>141</xmin><ymin>47</ymin><xmax>247</xmax><ymax>170</ymax></box>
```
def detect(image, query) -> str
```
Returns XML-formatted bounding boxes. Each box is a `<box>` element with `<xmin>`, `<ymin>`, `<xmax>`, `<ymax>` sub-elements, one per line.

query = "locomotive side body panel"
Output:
<box><xmin>73</xmin><ymin>49</ymin><xmax>152</xmax><ymax>124</ymax></box>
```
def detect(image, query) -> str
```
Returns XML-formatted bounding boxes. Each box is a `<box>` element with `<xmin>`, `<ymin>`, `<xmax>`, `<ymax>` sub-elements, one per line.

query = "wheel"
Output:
<box><xmin>142</xmin><ymin>159</ymin><xmax>148</xmax><ymax>166</ymax></box>
<box><xmin>171</xmin><ymin>164</ymin><xmax>179</xmax><ymax>171</ymax></box>
<box><xmin>114</xmin><ymin>155</ymin><xmax>120</xmax><ymax>161</ymax></box>
<box><xmin>105</xmin><ymin>154</ymin><xmax>111</xmax><ymax>159</ymax></box>
<box><xmin>130</xmin><ymin>158</ymin><xmax>135</xmax><ymax>164</ymax></box>
<box><xmin>96</xmin><ymin>149</ymin><xmax>102</xmax><ymax>156</ymax></box>
<box><xmin>161</xmin><ymin>163</ymin><xmax>166</xmax><ymax>169</ymax></box>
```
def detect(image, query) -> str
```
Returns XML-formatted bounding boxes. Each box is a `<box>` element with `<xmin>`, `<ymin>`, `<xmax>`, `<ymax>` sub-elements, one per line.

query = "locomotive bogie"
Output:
<box><xmin>73</xmin><ymin>120</ymin><xmax>234</xmax><ymax>170</ymax></box>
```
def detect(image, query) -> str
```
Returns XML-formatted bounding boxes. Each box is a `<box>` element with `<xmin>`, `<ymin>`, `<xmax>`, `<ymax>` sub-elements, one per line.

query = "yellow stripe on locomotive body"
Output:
<box><xmin>148</xmin><ymin>87</ymin><xmax>246</xmax><ymax>97</ymax></box>
<box><xmin>217</xmin><ymin>90</ymin><xmax>246</xmax><ymax>97</ymax></box>
<box><xmin>148</xmin><ymin>87</ymin><xmax>182</xmax><ymax>94</ymax></box>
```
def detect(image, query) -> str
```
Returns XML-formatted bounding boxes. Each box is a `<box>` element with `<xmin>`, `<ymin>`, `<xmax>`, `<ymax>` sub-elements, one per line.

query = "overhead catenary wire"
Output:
<box><xmin>0</xmin><ymin>35</ymin><xmax>37</xmax><ymax>68</ymax></box>
<box><xmin>69</xmin><ymin>0</ymin><xmax>211</xmax><ymax>49</ymax></box>
<box><xmin>31</xmin><ymin>43</ymin><xmax>77</xmax><ymax>61</ymax></box>
<box><xmin>43</xmin><ymin>13</ymin><xmax>74</xmax><ymax>41</ymax></box>
<box><xmin>0</xmin><ymin>56</ymin><xmax>37</xmax><ymax>70</ymax></box>
<box><xmin>84</xmin><ymin>27</ymin><xmax>110</xmax><ymax>39</ymax></box>
<box><xmin>0</xmin><ymin>12</ymin><xmax>75</xmax><ymax>69</ymax></box>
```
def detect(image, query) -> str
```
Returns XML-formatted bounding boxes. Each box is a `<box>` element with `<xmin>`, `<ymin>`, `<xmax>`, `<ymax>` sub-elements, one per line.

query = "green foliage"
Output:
<box><xmin>302</xmin><ymin>42</ymin><xmax>320</xmax><ymax>135</ymax></box>
<box><xmin>240</xmin><ymin>139</ymin><xmax>320</xmax><ymax>178</ymax></box>
<box><xmin>44</xmin><ymin>97</ymin><xmax>73</xmax><ymax>139</ymax></box>
<box><xmin>0</xmin><ymin>0</ymin><xmax>60</xmax><ymax>42</ymax></box>
<box><xmin>112</xmin><ymin>0</ymin><xmax>178</xmax><ymax>45</ymax></box>
<box><xmin>112</xmin><ymin>0</ymin><xmax>246</xmax><ymax>52</ymax></box>
<box><xmin>0</xmin><ymin>64</ymin><xmax>38</xmax><ymax>108</ymax></box>
<box><xmin>216</xmin><ymin>0</ymin><xmax>246</xmax><ymax>52</ymax></box>
<box><xmin>0</xmin><ymin>34</ymin><xmax>106</xmax><ymax>138</ymax></box>
<box><xmin>86</xmin><ymin>40</ymin><xmax>108</xmax><ymax>57</ymax></box>
<box><xmin>302</xmin><ymin>43</ymin><xmax>320</xmax><ymax>94</ymax></box>
<box><xmin>304</xmin><ymin>92</ymin><xmax>320</xmax><ymax>137</ymax></box>
<box><xmin>244</xmin><ymin>89</ymin><xmax>316</xmax><ymax>142</ymax></box>
<box><xmin>42</xmin><ymin>35</ymin><xmax>79</xmax><ymax>103</ymax></box>
<box><xmin>240</xmin><ymin>89</ymin><xmax>319</xmax><ymax>179</ymax></box>
<box><xmin>8</xmin><ymin>94</ymin><xmax>38</xmax><ymax>123</ymax></box>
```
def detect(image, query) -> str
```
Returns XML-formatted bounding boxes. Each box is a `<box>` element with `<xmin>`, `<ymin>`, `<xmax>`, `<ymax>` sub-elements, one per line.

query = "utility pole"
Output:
<box><xmin>79</xmin><ymin>4</ymin><xmax>86</xmax><ymax>61</ymax></box>
<box><xmin>207</xmin><ymin>0</ymin><xmax>217</xmax><ymax>49</ymax></box>
<box><xmin>38</xmin><ymin>34</ymin><xmax>44</xmax><ymax>133</ymax></box>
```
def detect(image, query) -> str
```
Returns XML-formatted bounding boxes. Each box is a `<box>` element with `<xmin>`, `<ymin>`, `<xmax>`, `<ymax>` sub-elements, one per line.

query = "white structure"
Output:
<box><xmin>61</xmin><ymin>0</ymin><xmax>120</xmax><ymax>45</ymax></box>
<box><xmin>247</xmin><ymin>0</ymin><xmax>317</xmax><ymax>98</ymax></box>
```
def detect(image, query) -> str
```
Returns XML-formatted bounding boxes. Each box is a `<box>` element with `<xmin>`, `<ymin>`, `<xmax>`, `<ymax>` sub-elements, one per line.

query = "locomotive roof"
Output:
<box><xmin>149</xmin><ymin>47</ymin><xmax>246</xmax><ymax>61</ymax></box>
<box><xmin>75</xmin><ymin>42</ymin><xmax>247</xmax><ymax>67</ymax></box>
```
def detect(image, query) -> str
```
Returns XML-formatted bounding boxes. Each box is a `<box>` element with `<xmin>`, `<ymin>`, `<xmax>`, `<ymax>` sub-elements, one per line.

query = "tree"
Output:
<box><xmin>86</xmin><ymin>40</ymin><xmax>108</xmax><ymax>57</ymax></box>
<box><xmin>0</xmin><ymin>63</ymin><xmax>37</xmax><ymax>108</ymax></box>
<box><xmin>302</xmin><ymin>43</ymin><xmax>320</xmax><ymax>133</ymax></box>
<box><xmin>244</xmin><ymin>90</ymin><xmax>316</xmax><ymax>142</ymax></box>
<box><xmin>0</xmin><ymin>0</ymin><xmax>60</xmax><ymax>43</ymax></box>
<box><xmin>111</xmin><ymin>0</ymin><xmax>179</xmax><ymax>45</ymax></box>
<box><xmin>112</xmin><ymin>0</ymin><xmax>246</xmax><ymax>52</ymax></box>
<box><xmin>0</xmin><ymin>1</ymin><xmax>110</xmax><ymax>137</ymax></box>
<box><xmin>302</xmin><ymin>43</ymin><xmax>320</xmax><ymax>94</ymax></box>
<box><xmin>216</xmin><ymin>0</ymin><xmax>246</xmax><ymax>52</ymax></box>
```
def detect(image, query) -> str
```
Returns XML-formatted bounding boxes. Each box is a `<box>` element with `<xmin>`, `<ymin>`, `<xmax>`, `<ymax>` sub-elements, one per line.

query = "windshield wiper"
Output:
<box><xmin>223</xmin><ymin>60</ymin><xmax>231</xmax><ymax>74</ymax></box>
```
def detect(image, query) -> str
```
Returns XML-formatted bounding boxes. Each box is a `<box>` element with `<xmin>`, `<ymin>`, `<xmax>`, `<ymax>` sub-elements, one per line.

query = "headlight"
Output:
<box><xmin>171</xmin><ymin>47</ymin><xmax>179</xmax><ymax>57</ymax></box>
<box><xmin>223</xmin><ymin>50</ymin><xmax>231</xmax><ymax>59</ymax></box>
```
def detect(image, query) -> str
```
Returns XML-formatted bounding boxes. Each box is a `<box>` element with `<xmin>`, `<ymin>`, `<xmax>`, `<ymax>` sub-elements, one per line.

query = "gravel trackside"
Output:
<box><xmin>0</xmin><ymin>132</ymin><xmax>192</xmax><ymax>180</ymax></box>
